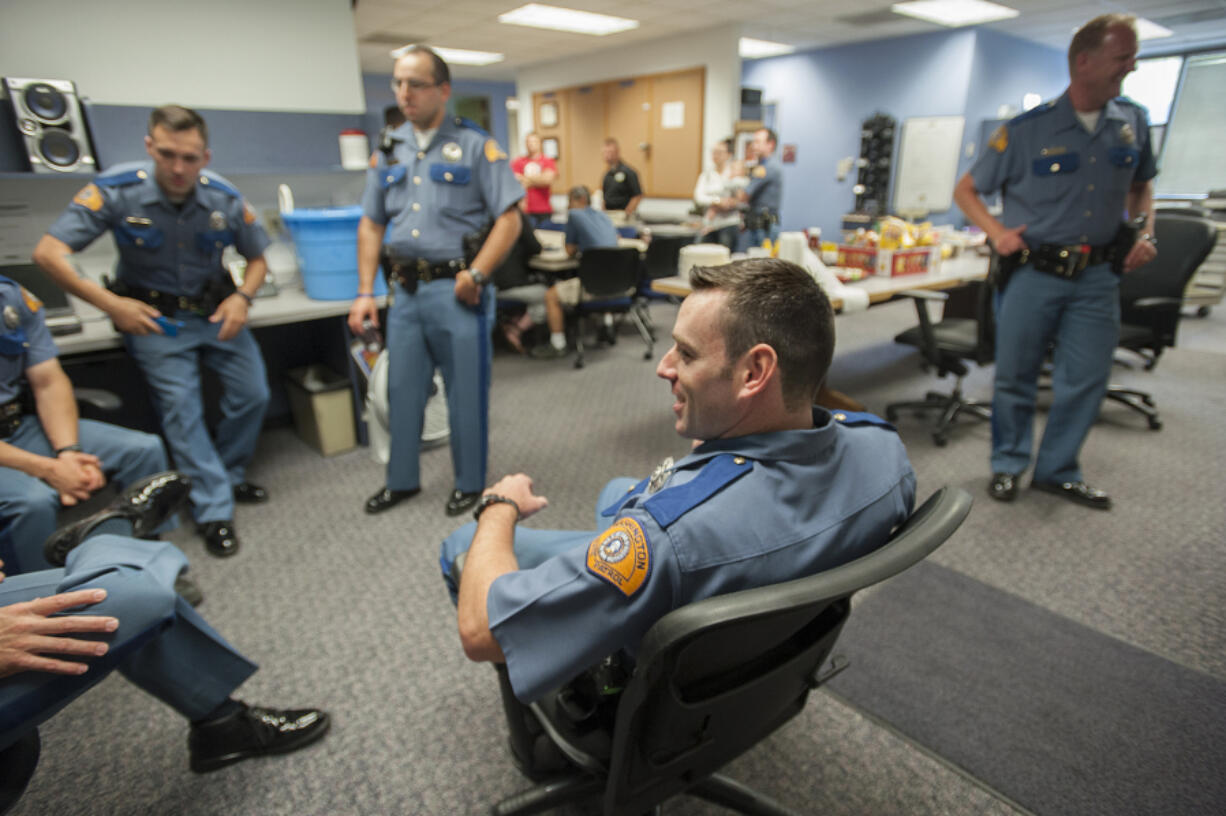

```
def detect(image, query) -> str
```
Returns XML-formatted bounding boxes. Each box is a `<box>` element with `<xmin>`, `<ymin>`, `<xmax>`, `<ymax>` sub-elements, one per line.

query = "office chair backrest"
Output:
<box><xmin>1119</xmin><ymin>214</ymin><xmax>1218</xmax><ymax>346</ymax></box>
<box><xmin>643</xmin><ymin>235</ymin><xmax>695</xmax><ymax>281</ymax></box>
<box><xmin>600</xmin><ymin>487</ymin><xmax>973</xmax><ymax>816</ymax></box>
<box><xmin>577</xmin><ymin>247</ymin><xmax>641</xmax><ymax>299</ymax></box>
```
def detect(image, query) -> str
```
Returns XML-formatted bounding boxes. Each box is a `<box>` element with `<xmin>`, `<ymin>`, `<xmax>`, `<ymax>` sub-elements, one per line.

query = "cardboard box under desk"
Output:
<box><xmin>836</xmin><ymin>245</ymin><xmax>937</xmax><ymax>277</ymax></box>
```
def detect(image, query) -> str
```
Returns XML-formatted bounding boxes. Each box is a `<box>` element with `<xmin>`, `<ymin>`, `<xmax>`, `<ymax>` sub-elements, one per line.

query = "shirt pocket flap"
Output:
<box><xmin>115</xmin><ymin>221</ymin><xmax>164</xmax><ymax>249</ymax></box>
<box><xmin>379</xmin><ymin>164</ymin><xmax>408</xmax><ymax>189</ymax></box>
<box><xmin>1032</xmin><ymin>153</ymin><xmax>1080</xmax><ymax>177</ymax></box>
<box><xmin>430</xmin><ymin>164</ymin><xmax>471</xmax><ymax>185</ymax></box>
<box><xmin>1107</xmin><ymin>147</ymin><xmax>1140</xmax><ymax>168</ymax></box>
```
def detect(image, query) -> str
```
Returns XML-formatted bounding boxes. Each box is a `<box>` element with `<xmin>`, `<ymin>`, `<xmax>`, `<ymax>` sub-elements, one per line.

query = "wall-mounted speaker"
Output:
<box><xmin>3</xmin><ymin>77</ymin><xmax>98</xmax><ymax>174</ymax></box>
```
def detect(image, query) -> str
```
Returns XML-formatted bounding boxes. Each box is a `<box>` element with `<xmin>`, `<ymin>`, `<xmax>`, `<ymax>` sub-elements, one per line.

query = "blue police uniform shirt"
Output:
<box><xmin>746</xmin><ymin>156</ymin><xmax>782</xmax><ymax>215</ymax></box>
<box><xmin>0</xmin><ymin>277</ymin><xmax>59</xmax><ymax>403</ymax></box>
<box><xmin>360</xmin><ymin>118</ymin><xmax>523</xmax><ymax>262</ymax></box>
<box><xmin>488</xmin><ymin>408</ymin><xmax>917</xmax><ymax>702</ymax></box>
<box><xmin>969</xmin><ymin>91</ymin><xmax>1158</xmax><ymax>247</ymax></box>
<box><xmin>48</xmin><ymin>162</ymin><xmax>270</xmax><ymax>297</ymax></box>
<box><xmin>563</xmin><ymin>207</ymin><xmax>619</xmax><ymax>251</ymax></box>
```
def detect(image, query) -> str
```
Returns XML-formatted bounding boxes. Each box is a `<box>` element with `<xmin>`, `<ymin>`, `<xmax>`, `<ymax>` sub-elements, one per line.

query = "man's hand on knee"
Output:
<box><xmin>0</xmin><ymin>588</ymin><xmax>118</xmax><ymax>679</ymax></box>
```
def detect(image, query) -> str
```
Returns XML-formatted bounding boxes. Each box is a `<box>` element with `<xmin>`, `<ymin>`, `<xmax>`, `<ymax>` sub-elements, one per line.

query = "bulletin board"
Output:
<box><xmin>893</xmin><ymin>115</ymin><xmax>965</xmax><ymax>215</ymax></box>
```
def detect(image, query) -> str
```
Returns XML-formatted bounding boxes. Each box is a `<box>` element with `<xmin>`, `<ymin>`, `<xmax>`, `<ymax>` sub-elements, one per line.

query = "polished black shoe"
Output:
<box><xmin>43</xmin><ymin>471</ymin><xmax>192</xmax><ymax>567</ymax></box>
<box><xmin>188</xmin><ymin>702</ymin><xmax>330</xmax><ymax>773</ymax></box>
<box><xmin>175</xmin><ymin>572</ymin><xmax>205</xmax><ymax>607</ymax></box>
<box><xmin>1032</xmin><ymin>480</ymin><xmax>1112</xmax><ymax>510</ymax></box>
<box><xmin>988</xmin><ymin>472</ymin><xmax>1019</xmax><ymax>503</ymax></box>
<box><xmin>364</xmin><ymin>486</ymin><xmax>420</xmax><ymax>515</ymax></box>
<box><xmin>232</xmin><ymin>482</ymin><xmax>269</xmax><ymax>504</ymax></box>
<box><xmin>445</xmin><ymin>489</ymin><xmax>481</xmax><ymax>517</ymax></box>
<box><xmin>198</xmin><ymin>521</ymin><xmax>241</xmax><ymax>558</ymax></box>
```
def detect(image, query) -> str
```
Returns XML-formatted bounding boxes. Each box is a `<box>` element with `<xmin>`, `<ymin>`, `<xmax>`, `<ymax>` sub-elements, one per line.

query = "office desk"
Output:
<box><xmin>526</xmin><ymin>238</ymin><xmax>649</xmax><ymax>276</ymax></box>
<box><xmin>650</xmin><ymin>253</ymin><xmax>989</xmax><ymax>310</ymax></box>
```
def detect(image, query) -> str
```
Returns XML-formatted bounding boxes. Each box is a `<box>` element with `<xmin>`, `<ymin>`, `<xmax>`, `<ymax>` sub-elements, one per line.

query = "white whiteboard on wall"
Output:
<box><xmin>893</xmin><ymin>116</ymin><xmax>965</xmax><ymax>214</ymax></box>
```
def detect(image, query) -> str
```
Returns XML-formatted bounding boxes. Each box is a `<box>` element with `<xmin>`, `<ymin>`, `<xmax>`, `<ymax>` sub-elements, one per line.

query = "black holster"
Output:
<box><xmin>462</xmin><ymin>219</ymin><xmax>494</xmax><ymax>267</ymax></box>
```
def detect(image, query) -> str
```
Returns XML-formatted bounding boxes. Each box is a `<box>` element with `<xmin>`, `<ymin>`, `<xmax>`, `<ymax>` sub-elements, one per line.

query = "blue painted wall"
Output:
<box><xmin>741</xmin><ymin>27</ymin><xmax>1068</xmax><ymax>237</ymax></box>
<box><xmin>362</xmin><ymin>73</ymin><xmax>515</xmax><ymax>150</ymax></box>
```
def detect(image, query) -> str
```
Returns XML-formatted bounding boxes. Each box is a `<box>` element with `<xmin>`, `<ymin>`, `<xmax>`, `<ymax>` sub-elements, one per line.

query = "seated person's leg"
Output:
<box><xmin>0</xmin><ymin>471</ymin><xmax>62</xmax><ymax>575</ymax></box>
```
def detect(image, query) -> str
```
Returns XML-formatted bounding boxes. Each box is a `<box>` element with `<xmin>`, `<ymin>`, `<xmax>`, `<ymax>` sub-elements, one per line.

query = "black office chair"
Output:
<box><xmin>635</xmin><ymin>234</ymin><xmax>694</xmax><ymax>333</ymax></box>
<box><xmin>488</xmin><ymin>487</ymin><xmax>973</xmax><ymax>816</ymax></box>
<box><xmin>1105</xmin><ymin>213</ymin><xmax>1218</xmax><ymax>429</ymax></box>
<box><xmin>572</xmin><ymin>247</ymin><xmax>654</xmax><ymax>369</ymax></box>
<box><xmin>885</xmin><ymin>279</ymin><xmax>994</xmax><ymax>446</ymax></box>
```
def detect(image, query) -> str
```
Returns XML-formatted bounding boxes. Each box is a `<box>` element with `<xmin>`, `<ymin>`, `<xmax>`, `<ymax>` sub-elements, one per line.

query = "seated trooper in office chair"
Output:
<box><xmin>0</xmin><ymin>275</ymin><xmax>172</xmax><ymax>576</ymax></box>
<box><xmin>439</xmin><ymin>258</ymin><xmax>916</xmax><ymax>775</ymax></box>
<box><xmin>531</xmin><ymin>186</ymin><xmax>624</xmax><ymax>360</ymax></box>
<box><xmin>0</xmin><ymin>471</ymin><xmax>330</xmax><ymax>809</ymax></box>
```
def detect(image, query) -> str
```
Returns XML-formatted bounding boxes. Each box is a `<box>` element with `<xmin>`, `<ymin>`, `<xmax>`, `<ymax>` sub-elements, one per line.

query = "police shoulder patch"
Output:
<box><xmin>753</xmin><ymin>165</ymin><xmax>767</xmax><ymax>178</ymax></box>
<box><xmin>484</xmin><ymin>138</ymin><xmax>507</xmax><ymax>163</ymax></box>
<box><xmin>242</xmin><ymin>200</ymin><xmax>258</xmax><ymax>225</ymax></box>
<box><xmin>72</xmin><ymin>183</ymin><xmax>104</xmax><ymax>212</ymax></box>
<box><xmin>989</xmin><ymin>125</ymin><xmax>1008</xmax><ymax>153</ymax></box>
<box><xmin>369</xmin><ymin>151</ymin><xmax>379</xmax><ymax>169</ymax></box>
<box><xmin>586</xmin><ymin>518</ymin><xmax>652</xmax><ymax>598</ymax></box>
<box><xmin>21</xmin><ymin>286</ymin><xmax>42</xmax><ymax>313</ymax></box>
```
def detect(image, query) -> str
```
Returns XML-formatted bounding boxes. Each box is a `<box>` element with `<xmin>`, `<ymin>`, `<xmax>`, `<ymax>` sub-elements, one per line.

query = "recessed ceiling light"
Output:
<box><xmin>1135</xmin><ymin>17</ymin><xmax>1174</xmax><ymax>41</ymax></box>
<box><xmin>891</xmin><ymin>1</ymin><xmax>1019</xmax><ymax>28</ymax></box>
<box><xmin>498</xmin><ymin>4</ymin><xmax>639</xmax><ymax>36</ymax></box>
<box><xmin>390</xmin><ymin>45</ymin><xmax>505</xmax><ymax>66</ymax></box>
<box><xmin>739</xmin><ymin>38</ymin><xmax>796</xmax><ymax>59</ymax></box>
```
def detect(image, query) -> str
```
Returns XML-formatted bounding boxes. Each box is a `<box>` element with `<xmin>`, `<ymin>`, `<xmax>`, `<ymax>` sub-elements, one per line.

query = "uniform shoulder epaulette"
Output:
<box><xmin>1010</xmin><ymin>101</ymin><xmax>1055</xmax><ymax>126</ymax></box>
<box><xmin>642</xmin><ymin>453</ymin><xmax>753</xmax><ymax>529</ymax></box>
<box><xmin>94</xmin><ymin>165</ymin><xmax>148</xmax><ymax>188</ymax></box>
<box><xmin>832</xmin><ymin>410</ymin><xmax>897</xmax><ymax>431</ymax></box>
<box><xmin>198</xmin><ymin>171</ymin><xmax>240</xmax><ymax>198</ymax></box>
<box><xmin>1112</xmin><ymin>95</ymin><xmax>1148</xmax><ymax>115</ymax></box>
<box><xmin>456</xmin><ymin>117</ymin><xmax>490</xmax><ymax>138</ymax></box>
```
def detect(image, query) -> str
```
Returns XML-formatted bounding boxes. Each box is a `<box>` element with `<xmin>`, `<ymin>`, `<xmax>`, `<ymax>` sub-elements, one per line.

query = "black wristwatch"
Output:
<box><xmin>468</xmin><ymin>267</ymin><xmax>488</xmax><ymax>287</ymax></box>
<box><xmin>474</xmin><ymin>494</ymin><xmax>519</xmax><ymax>521</ymax></box>
<box><xmin>1140</xmin><ymin>232</ymin><xmax>1157</xmax><ymax>248</ymax></box>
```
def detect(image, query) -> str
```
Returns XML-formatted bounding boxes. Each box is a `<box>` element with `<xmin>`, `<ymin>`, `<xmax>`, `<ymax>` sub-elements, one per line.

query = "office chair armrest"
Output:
<box><xmin>74</xmin><ymin>388</ymin><xmax>122</xmax><ymax>412</ymax></box>
<box><xmin>896</xmin><ymin>289</ymin><xmax>948</xmax><ymax>301</ymax></box>
<box><xmin>1131</xmin><ymin>296</ymin><xmax>1182</xmax><ymax>309</ymax></box>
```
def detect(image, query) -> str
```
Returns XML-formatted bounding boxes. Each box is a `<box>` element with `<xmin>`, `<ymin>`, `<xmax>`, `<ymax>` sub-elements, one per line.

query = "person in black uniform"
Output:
<box><xmin>600</xmin><ymin>138</ymin><xmax>642</xmax><ymax>219</ymax></box>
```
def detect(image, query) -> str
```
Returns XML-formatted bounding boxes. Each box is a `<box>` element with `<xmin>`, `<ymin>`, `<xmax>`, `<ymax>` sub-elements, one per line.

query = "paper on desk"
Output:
<box><xmin>776</xmin><ymin>232</ymin><xmax>869</xmax><ymax>312</ymax></box>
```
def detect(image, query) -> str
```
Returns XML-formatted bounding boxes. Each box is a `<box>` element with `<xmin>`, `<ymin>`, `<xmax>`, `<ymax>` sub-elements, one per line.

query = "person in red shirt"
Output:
<box><xmin>511</xmin><ymin>132</ymin><xmax>557</xmax><ymax>227</ymax></box>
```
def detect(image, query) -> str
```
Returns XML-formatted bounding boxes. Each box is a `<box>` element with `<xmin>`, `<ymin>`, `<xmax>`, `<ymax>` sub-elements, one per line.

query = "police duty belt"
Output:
<box><xmin>380</xmin><ymin>253</ymin><xmax>466</xmax><ymax>294</ymax></box>
<box><xmin>107</xmin><ymin>278</ymin><xmax>235</xmax><ymax>317</ymax></box>
<box><xmin>1004</xmin><ymin>241</ymin><xmax>1118</xmax><ymax>280</ymax></box>
<box><xmin>0</xmin><ymin>396</ymin><xmax>25</xmax><ymax>439</ymax></box>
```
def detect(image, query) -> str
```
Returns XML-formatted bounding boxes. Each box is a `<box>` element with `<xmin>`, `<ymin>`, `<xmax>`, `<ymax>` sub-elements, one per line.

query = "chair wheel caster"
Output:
<box><xmin>1148</xmin><ymin>417</ymin><xmax>1162</xmax><ymax>430</ymax></box>
<box><xmin>643</xmin><ymin>351</ymin><xmax>652</xmax><ymax>360</ymax></box>
<box><xmin>574</xmin><ymin>359</ymin><xmax>585</xmax><ymax>369</ymax></box>
<box><xmin>1198</xmin><ymin>306</ymin><xmax>1210</xmax><ymax>318</ymax></box>
<box><xmin>933</xmin><ymin>434</ymin><xmax>948</xmax><ymax>447</ymax></box>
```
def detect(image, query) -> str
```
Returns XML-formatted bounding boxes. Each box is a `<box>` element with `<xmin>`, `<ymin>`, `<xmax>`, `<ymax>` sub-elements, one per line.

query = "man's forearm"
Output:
<box><xmin>1127</xmin><ymin>181</ymin><xmax>1155</xmax><ymax>235</ymax></box>
<box><xmin>34</xmin><ymin>373</ymin><xmax>80</xmax><ymax>452</ymax></box>
<box><xmin>238</xmin><ymin>255</ymin><xmax>267</xmax><ymax>298</ymax></box>
<box><xmin>953</xmin><ymin>174</ymin><xmax>1006</xmax><ymax>243</ymax></box>
<box><xmin>471</xmin><ymin>207</ymin><xmax>522</xmax><ymax>273</ymax></box>
<box><xmin>456</xmin><ymin>504</ymin><xmax>520</xmax><ymax>662</ymax></box>
<box><xmin>31</xmin><ymin>234</ymin><xmax>120</xmax><ymax>314</ymax></box>
<box><xmin>356</xmin><ymin>218</ymin><xmax>386</xmax><ymax>293</ymax></box>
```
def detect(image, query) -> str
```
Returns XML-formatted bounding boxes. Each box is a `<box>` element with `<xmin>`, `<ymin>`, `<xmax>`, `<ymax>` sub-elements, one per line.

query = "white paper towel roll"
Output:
<box><xmin>777</xmin><ymin>231</ymin><xmax>869</xmax><ymax>312</ymax></box>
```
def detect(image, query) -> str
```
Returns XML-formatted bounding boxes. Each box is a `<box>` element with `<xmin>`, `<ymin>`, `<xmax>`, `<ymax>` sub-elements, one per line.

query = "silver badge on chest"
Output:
<box><xmin>3</xmin><ymin>305</ymin><xmax>19</xmax><ymax>330</ymax></box>
<box><xmin>647</xmin><ymin>456</ymin><xmax>674</xmax><ymax>494</ymax></box>
<box><xmin>208</xmin><ymin>210</ymin><xmax>226</xmax><ymax>231</ymax></box>
<box><xmin>442</xmin><ymin>142</ymin><xmax>463</xmax><ymax>162</ymax></box>
<box><xmin>614</xmin><ymin>171</ymin><xmax>626</xmax><ymax>183</ymax></box>
<box><xmin>1119</xmin><ymin>123</ymin><xmax>1135</xmax><ymax>145</ymax></box>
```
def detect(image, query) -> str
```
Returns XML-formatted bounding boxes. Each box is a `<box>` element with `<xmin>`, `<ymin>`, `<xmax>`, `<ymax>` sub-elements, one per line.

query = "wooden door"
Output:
<box><xmin>649</xmin><ymin>68</ymin><xmax>704</xmax><ymax>198</ymax></box>
<box><xmin>604</xmin><ymin>78</ymin><xmax>652</xmax><ymax>191</ymax></box>
<box><xmin>566</xmin><ymin>84</ymin><xmax>607</xmax><ymax>196</ymax></box>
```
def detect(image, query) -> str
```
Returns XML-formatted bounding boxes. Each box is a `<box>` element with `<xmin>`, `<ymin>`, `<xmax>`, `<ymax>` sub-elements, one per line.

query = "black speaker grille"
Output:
<box><xmin>39</xmin><ymin>129</ymin><xmax>80</xmax><ymax>167</ymax></box>
<box><xmin>24</xmin><ymin>83</ymin><xmax>68</xmax><ymax>121</ymax></box>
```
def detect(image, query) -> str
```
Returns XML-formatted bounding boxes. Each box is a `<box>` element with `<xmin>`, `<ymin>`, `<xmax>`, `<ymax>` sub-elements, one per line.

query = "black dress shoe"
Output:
<box><xmin>232</xmin><ymin>482</ymin><xmax>269</xmax><ymax>504</ymax></box>
<box><xmin>198</xmin><ymin>521</ymin><xmax>241</xmax><ymax>558</ymax></box>
<box><xmin>188</xmin><ymin>702</ymin><xmax>330</xmax><ymax>773</ymax></box>
<box><xmin>988</xmin><ymin>472</ymin><xmax>1019</xmax><ymax>502</ymax></box>
<box><xmin>43</xmin><ymin>471</ymin><xmax>193</xmax><ymax>567</ymax></box>
<box><xmin>445</xmin><ymin>489</ymin><xmax>482</xmax><ymax>517</ymax></box>
<box><xmin>364</xmin><ymin>487</ymin><xmax>420</xmax><ymax>515</ymax></box>
<box><xmin>1032</xmin><ymin>480</ymin><xmax>1112</xmax><ymax>510</ymax></box>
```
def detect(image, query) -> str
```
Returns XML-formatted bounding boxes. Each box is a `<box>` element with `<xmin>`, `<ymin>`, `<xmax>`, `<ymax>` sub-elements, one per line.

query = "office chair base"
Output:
<box><xmin>573</xmin><ymin>309</ymin><xmax>654</xmax><ymax>369</ymax></box>
<box><xmin>885</xmin><ymin>388</ymin><xmax>991</xmax><ymax>447</ymax></box>
<box><xmin>1105</xmin><ymin>386</ymin><xmax>1162</xmax><ymax>430</ymax></box>
<box><xmin>688</xmin><ymin>773</ymin><xmax>808</xmax><ymax>816</ymax></box>
<box><xmin>492</xmin><ymin>775</ymin><xmax>603</xmax><ymax>816</ymax></box>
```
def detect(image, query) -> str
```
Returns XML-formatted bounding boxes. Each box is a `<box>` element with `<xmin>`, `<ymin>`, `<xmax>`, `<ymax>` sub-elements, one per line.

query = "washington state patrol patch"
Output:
<box><xmin>753</xmin><ymin>165</ymin><xmax>766</xmax><ymax>178</ymax></box>
<box><xmin>484</xmin><ymin>138</ymin><xmax>507</xmax><ymax>163</ymax></box>
<box><xmin>243</xmin><ymin>200</ymin><xmax>258</xmax><ymax>225</ymax></box>
<box><xmin>586</xmin><ymin>518</ymin><xmax>651</xmax><ymax>598</ymax></box>
<box><xmin>989</xmin><ymin>125</ymin><xmax>1008</xmax><ymax>153</ymax></box>
<box><xmin>72</xmin><ymin>183</ymin><xmax>104</xmax><ymax>212</ymax></box>
<box><xmin>20</xmin><ymin>288</ymin><xmax>42</xmax><ymax>313</ymax></box>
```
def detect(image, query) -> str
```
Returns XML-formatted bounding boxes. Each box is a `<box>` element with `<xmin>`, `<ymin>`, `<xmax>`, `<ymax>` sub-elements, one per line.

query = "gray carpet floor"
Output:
<box><xmin>12</xmin><ymin>297</ymin><xmax>1226</xmax><ymax>815</ymax></box>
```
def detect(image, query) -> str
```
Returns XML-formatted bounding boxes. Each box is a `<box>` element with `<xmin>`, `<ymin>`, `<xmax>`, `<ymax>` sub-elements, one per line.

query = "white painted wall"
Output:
<box><xmin>515</xmin><ymin>24</ymin><xmax>742</xmax><ymax>177</ymax></box>
<box><xmin>0</xmin><ymin>0</ymin><xmax>364</xmax><ymax>113</ymax></box>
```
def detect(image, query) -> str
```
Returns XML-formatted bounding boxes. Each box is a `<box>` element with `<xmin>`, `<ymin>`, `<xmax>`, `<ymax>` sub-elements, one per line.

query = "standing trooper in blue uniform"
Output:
<box><xmin>737</xmin><ymin>127</ymin><xmax>783</xmax><ymax>251</ymax></box>
<box><xmin>439</xmin><ymin>259</ymin><xmax>915</xmax><ymax>768</ymax></box>
<box><xmin>954</xmin><ymin>13</ymin><xmax>1158</xmax><ymax>510</ymax></box>
<box><xmin>0</xmin><ymin>479</ymin><xmax>329</xmax><ymax>804</ymax></box>
<box><xmin>349</xmin><ymin>46</ymin><xmax>523</xmax><ymax>518</ymax></box>
<box><xmin>33</xmin><ymin>105</ymin><xmax>273</xmax><ymax>556</ymax></box>
<box><xmin>0</xmin><ymin>276</ymin><xmax>169</xmax><ymax>575</ymax></box>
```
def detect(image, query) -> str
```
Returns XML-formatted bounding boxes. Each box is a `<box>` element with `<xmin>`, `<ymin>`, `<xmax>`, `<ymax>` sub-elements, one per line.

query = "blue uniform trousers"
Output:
<box><xmin>125</xmin><ymin>316</ymin><xmax>269</xmax><ymax>523</ymax></box>
<box><xmin>386</xmin><ymin>279</ymin><xmax>494</xmax><ymax>495</ymax></box>
<box><xmin>0</xmin><ymin>535</ymin><xmax>257</xmax><ymax>752</ymax></box>
<box><xmin>439</xmin><ymin>477</ymin><xmax>634</xmax><ymax>603</ymax></box>
<box><xmin>991</xmin><ymin>262</ymin><xmax>1120</xmax><ymax>483</ymax></box>
<box><xmin>0</xmin><ymin>418</ymin><xmax>167</xmax><ymax>574</ymax></box>
<box><xmin>738</xmin><ymin>222</ymin><xmax>781</xmax><ymax>253</ymax></box>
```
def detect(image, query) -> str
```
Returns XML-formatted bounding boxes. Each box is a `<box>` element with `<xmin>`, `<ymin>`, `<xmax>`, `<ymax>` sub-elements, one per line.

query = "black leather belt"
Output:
<box><xmin>381</xmin><ymin>255</ymin><xmax>465</xmax><ymax>294</ymax></box>
<box><xmin>0</xmin><ymin>397</ymin><xmax>24</xmax><ymax>439</ymax></box>
<box><xmin>744</xmin><ymin>210</ymin><xmax>779</xmax><ymax>232</ymax></box>
<box><xmin>1015</xmin><ymin>242</ymin><xmax>1114</xmax><ymax>279</ymax></box>
<box><xmin>108</xmin><ymin>280</ymin><xmax>231</xmax><ymax>316</ymax></box>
